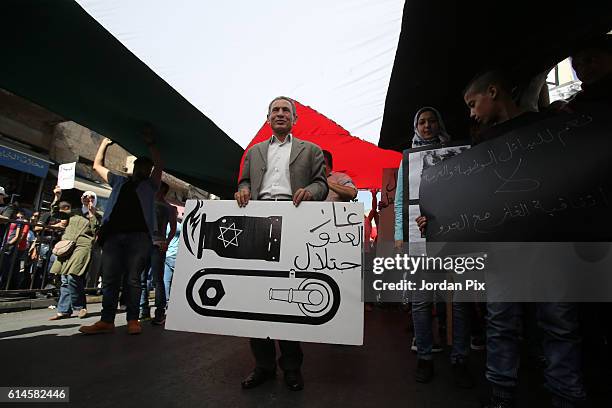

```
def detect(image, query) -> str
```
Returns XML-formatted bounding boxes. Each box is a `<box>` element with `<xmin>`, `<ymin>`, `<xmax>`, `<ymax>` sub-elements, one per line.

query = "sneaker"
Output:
<box><xmin>151</xmin><ymin>314</ymin><xmax>166</xmax><ymax>326</ymax></box>
<box><xmin>77</xmin><ymin>309</ymin><xmax>88</xmax><ymax>319</ymax></box>
<box><xmin>49</xmin><ymin>313</ymin><xmax>71</xmax><ymax>321</ymax></box>
<box><xmin>79</xmin><ymin>320</ymin><xmax>115</xmax><ymax>335</ymax></box>
<box><xmin>452</xmin><ymin>362</ymin><xmax>475</xmax><ymax>389</ymax></box>
<box><xmin>471</xmin><ymin>335</ymin><xmax>486</xmax><ymax>351</ymax></box>
<box><xmin>127</xmin><ymin>320</ymin><xmax>142</xmax><ymax>335</ymax></box>
<box><xmin>415</xmin><ymin>358</ymin><xmax>434</xmax><ymax>383</ymax></box>
<box><xmin>411</xmin><ymin>337</ymin><xmax>443</xmax><ymax>353</ymax></box>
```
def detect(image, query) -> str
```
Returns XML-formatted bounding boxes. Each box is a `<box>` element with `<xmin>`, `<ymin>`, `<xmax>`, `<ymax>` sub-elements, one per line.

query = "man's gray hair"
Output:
<box><xmin>267</xmin><ymin>96</ymin><xmax>297</xmax><ymax>118</ymax></box>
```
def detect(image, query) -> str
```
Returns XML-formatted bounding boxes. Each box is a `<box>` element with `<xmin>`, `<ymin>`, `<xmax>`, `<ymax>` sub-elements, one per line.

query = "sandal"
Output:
<box><xmin>49</xmin><ymin>313</ymin><xmax>72</xmax><ymax>321</ymax></box>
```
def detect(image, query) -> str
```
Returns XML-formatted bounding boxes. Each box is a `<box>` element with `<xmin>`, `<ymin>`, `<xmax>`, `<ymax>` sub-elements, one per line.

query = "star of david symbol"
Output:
<box><xmin>217</xmin><ymin>222</ymin><xmax>243</xmax><ymax>248</ymax></box>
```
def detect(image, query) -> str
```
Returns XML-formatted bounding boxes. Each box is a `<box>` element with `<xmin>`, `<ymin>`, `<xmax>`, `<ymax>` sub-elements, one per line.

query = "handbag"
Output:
<box><xmin>52</xmin><ymin>217</ymin><xmax>91</xmax><ymax>259</ymax></box>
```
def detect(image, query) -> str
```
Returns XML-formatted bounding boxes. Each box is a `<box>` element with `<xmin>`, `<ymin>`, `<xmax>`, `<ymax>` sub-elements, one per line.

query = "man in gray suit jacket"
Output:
<box><xmin>235</xmin><ymin>96</ymin><xmax>328</xmax><ymax>391</ymax></box>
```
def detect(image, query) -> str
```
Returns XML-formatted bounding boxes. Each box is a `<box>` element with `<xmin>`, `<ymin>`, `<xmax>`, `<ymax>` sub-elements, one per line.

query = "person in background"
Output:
<box><xmin>394</xmin><ymin>107</ymin><xmax>471</xmax><ymax>387</ymax></box>
<box><xmin>139</xmin><ymin>181</ymin><xmax>177</xmax><ymax>325</ymax></box>
<box><xmin>363</xmin><ymin>189</ymin><xmax>379</xmax><ymax>310</ymax></box>
<box><xmin>459</xmin><ymin>70</ymin><xmax>584</xmax><ymax>408</ymax></box>
<box><xmin>80</xmin><ymin>130</ymin><xmax>163</xmax><ymax>335</ymax></box>
<box><xmin>322</xmin><ymin>150</ymin><xmax>357</xmax><ymax>202</ymax></box>
<box><xmin>0</xmin><ymin>186</ymin><xmax>16</xmax><ymax>225</ymax></box>
<box><xmin>0</xmin><ymin>187</ymin><xmax>17</xmax><ymax>244</ymax></box>
<box><xmin>48</xmin><ymin>187</ymin><xmax>101</xmax><ymax>320</ymax></box>
<box><xmin>1</xmin><ymin>209</ymin><xmax>29</xmax><ymax>289</ymax></box>
<box><xmin>163</xmin><ymin>216</ymin><xmax>182</xmax><ymax>306</ymax></box>
<box><xmin>568</xmin><ymin>34</ymin><xmax>612</xmax><ymax>108</ymax></box>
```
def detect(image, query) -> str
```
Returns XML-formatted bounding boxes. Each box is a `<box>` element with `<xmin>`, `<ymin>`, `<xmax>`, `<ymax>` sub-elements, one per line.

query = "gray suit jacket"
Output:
<box><xmin>238</xmin><ymin>136</ymin><xmax>328</xmax><ymax>200</ymax></box>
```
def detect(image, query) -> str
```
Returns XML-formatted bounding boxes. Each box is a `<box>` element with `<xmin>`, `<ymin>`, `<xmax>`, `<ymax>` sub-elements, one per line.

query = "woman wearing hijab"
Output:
<box><xmin>49</xmin><ymin>187</ymin><xmax>101</xmax><ymax>320</ymax></box>
<box><xmin>393</xmin><ymin>108</ymin><xmax>473</xmax><ymax>388</ymax></box>
<box><xmin>394</xmin><ymin>107</ymin><xmax>450</xmax><ymax>250</ymax></box>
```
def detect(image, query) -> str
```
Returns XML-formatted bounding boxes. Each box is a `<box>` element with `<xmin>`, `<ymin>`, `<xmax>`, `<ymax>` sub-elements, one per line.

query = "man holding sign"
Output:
<box><xmin>80</xmin><ymin>129</ymin><xmax>163</xmax><ymax>336</ymax></box>
<box><xmin>235</xmin><ymin>96</ymin><xmax>328</xmax><ymax>391</ymax></box>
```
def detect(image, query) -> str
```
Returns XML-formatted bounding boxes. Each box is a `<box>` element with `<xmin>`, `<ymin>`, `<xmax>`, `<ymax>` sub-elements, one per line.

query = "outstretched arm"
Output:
<box><xmin>93</xmin><ymin>138</ymin><xmax>113</xmax><ymax>183</ymax></box>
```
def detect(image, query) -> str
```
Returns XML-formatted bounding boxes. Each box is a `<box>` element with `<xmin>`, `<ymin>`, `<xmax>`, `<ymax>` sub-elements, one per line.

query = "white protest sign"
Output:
<box><xmin>405</xmin><ymin>144</ymin><xmax>470</xmax><ymax>255</ymax></box>
<box><xmin>57</xmin><ymin>162</ymin><xmax>77</xmax><ymax>190</ymax></box>
<box><xmin>166</xmin><ymin>200</ymin><xmax>364</xmax><ymax>345</ymax></box>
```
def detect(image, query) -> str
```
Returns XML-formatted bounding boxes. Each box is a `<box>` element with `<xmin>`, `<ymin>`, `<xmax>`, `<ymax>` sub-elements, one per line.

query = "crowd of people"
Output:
<box><xmin>0</xmin><ymin>34</ymin><xmax>610</xmax><ymax>408</ymax></box>
<box><xmin>391</xmin><ymin>38</ymin><xmax>611</xmax><ymax>408</ymax></box>
<box><xmin>0</xmin><ymin>129</ymin><xmax>182</xmax><ymax>331</ymax></box>
<box><xmin>0</xmin><ymin>187</ymin><xmax>65</xmax><ymax>291</ymax></box>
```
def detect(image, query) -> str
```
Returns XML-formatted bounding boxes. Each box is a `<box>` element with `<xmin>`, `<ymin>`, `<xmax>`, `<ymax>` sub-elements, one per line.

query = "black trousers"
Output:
<box><xmin>249</xmin><ymin>198</ymin><xmax>303</xmax><ymax>372</ymax></box>
<box><xmin>249</xmin><ymin>338</ymin><xmax>303</xmax><ymax>372</ymax></box>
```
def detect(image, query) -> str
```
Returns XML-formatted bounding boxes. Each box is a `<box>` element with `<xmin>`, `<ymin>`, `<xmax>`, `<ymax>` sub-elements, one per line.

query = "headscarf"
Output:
<box><xmin>81</xmin><ymin>191</ymin><xmax>98</xmax><ymax>215</ymax></box>
<box><xmin>411</xmin><ymin>106</ymin><xmax>452</xmax><ymax>147</ymax></box>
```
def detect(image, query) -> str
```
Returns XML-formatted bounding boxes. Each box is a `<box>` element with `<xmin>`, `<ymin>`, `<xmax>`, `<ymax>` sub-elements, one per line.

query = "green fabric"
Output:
<box><xmin>51</xmin><ymin>212</ymin><xmax>100</xmax><ymax>276</ymax></box>
<box><xmin>1</xmin><ymin>1</ymin><xmax>243</xmax><ymax>198</ymax></box>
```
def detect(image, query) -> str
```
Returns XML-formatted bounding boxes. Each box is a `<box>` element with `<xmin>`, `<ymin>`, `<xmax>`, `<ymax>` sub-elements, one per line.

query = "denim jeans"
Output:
<box><xmin>57</xmin><ymin>274</ymin><xmax>86</xmax><ymax>314</ymax></box>
<box><xmin>101</xmin><ymin>232</ymin><xmax>151</xmax><ymax>323</ymax></box>
<box><xmin>140</xmin><ymin>244</ymin><xmax>166</xmax><ymax>318</ymax></box>
<box><xmin>412</xmin><ymin>289</ymin><xmax>469</xmax><ymax>363</ymax></box>
<box><xmin>163</xmin><ymin>255</ymin><xmax>176</xmax><ymax>305</ymax></box>
<box><xmin>486</xmin><ymin>302</ymin><xmax>585</xmax><ymax>403</ymax></box>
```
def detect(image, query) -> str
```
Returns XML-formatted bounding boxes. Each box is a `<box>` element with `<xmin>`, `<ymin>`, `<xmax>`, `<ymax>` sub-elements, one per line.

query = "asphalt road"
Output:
<box><xmin>0</xmin><ymin>305</ymin><xmax>608</xmax><ymax>408</ymax></box>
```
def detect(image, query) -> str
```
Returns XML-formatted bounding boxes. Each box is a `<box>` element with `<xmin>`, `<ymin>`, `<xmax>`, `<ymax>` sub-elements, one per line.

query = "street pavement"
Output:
<box><xmin>0</xmin><ymin>305</ymin><xmax>607</xmax><ymax>408</ymax></box>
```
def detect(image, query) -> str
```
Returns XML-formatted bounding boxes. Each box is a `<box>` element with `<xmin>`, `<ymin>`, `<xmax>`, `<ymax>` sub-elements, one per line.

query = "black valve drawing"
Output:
<box><xmin>185</xmin><ymin>268</ymin><xmax>341</xmax><ymax>325</ymax></box>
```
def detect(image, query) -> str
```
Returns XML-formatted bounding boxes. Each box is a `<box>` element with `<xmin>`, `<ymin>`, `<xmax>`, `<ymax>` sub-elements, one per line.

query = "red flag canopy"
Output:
<box><xmin>240</xmin><ymin>100</ymin><xmax>402</xmax><ymax>190</ymax></box>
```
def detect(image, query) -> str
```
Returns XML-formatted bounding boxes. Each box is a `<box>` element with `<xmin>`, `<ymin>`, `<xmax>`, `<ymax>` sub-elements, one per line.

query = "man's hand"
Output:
<box><xmin>416</xmin><ymin>215</ymin><xmax>428</xmax><ymax>234</ymax></box>
<box><xmin>394</xmin><ymin>240</ymin><xmax>403</xmax><ymax>250</ymax></box>
<box><xmin>87</xmin><ymin>201</ymin><xmax>97</xmax><ymax>216</ymax></box>
<box><xmin>102</xmin><ymin>137</ymin><xmax>114</xmax><ymax>147</ymax></box>
<box><xmin>293</xmin><ymin>188</ymin><xmax>312</xmax><ymax>207</ymax></box>
<box><xmin>53</xmin><ymin>185</ymin><xmax>62</xmax><ymax>199</ymax></box>
<box><xmin>234</xmin><ymin>188</ymin><xmax>251</xmax><ymax>207</ymax></box>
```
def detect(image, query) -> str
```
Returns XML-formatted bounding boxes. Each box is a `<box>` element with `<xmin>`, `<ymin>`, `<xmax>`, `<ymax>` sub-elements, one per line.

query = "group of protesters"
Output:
<box><xmin>0</xmin><ymin>188</ymin><xmax>67</xmax><ymax>291</ymax></box>
<box><xmin>230</xmin><ymin>38</ymin><xmax>610</xmax><ymax>407</ymax></box>
<box><xmin>1</xmin><ymin>126</ymin><xmax>182</xmax><ymax>331</ymax></box>
<box><xmin>1</xmin><ymin>33</ymin><xmax>609</xmax><ymax>408</ymax></box>
<box><xmin>392</xmin><ymin>37</ymin><xmax>611</xmax><ymax>408</ymax></box>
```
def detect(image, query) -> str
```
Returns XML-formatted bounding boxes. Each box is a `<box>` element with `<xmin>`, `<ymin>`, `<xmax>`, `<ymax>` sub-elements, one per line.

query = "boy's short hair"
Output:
<box><xmin>463</xmin><ymin>70</ymin><xmax>514</xmax><ymax>96</ymax></box>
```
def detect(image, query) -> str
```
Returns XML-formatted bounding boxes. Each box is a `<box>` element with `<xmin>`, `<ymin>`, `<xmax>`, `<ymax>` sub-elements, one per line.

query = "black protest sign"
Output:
<box><xmin>401</xmin><ymin>143</ymin><xmax>470</xmax><ymax>243</ymax></box>
<box><xmin>420</xmin><ymin>106</ymin><xmax>612</xmax><ymax>242</ymax></box>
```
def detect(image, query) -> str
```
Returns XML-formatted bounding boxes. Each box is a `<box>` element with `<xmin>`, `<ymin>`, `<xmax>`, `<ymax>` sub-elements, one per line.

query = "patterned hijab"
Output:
<box><xmin>411</xmin><ymin>106</ymin><xmax>452</xmax><ymax>147</ymax></box>
<box><xmin>81</xmin><ymin>191</ymin><xmax>98</xmax><ymax>215</ymax></box>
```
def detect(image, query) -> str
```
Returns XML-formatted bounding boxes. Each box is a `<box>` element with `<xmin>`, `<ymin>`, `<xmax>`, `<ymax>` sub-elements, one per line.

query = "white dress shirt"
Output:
<box><xmin>258</xmin><ymin>134</ymin><xmax>293</xmax><ymax>200</ymax></box>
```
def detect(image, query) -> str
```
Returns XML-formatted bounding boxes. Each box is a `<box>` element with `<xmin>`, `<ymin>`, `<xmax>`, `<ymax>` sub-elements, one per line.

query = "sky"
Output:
<box><xmin>75</xmin><ymin>0</ymin><xmax>404</xmax><ymax>148</ymax></box>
